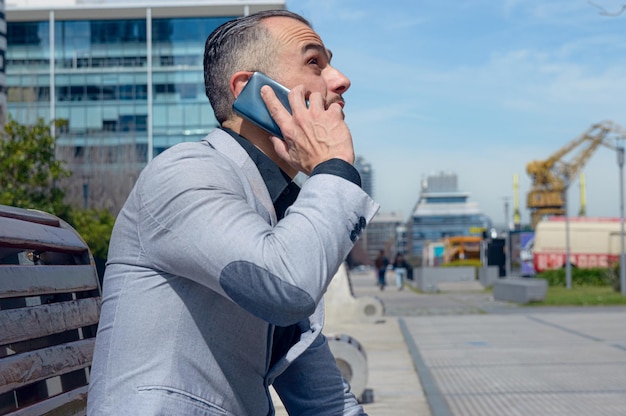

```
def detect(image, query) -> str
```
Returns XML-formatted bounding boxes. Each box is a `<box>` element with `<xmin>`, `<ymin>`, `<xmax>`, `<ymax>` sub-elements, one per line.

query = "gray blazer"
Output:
<box><xmin>87</xmin><ymin>129</ymin><xmax>379</xmax><ymax>415</ymax></box>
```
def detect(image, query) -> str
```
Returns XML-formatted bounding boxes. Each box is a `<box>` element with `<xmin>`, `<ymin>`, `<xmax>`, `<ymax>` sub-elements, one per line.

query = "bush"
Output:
<box><xmin>537</xmin><ymin>267</ymin><xmax>613</xmax><ymax>287</ymax></box>
<box><xmin>441</xmin><ymin>259</ymin><xmax>482</xmax><ymax>268</ymax></box>
<box><xmin>442</xmin><ymin>259</ymin><xmax>482</xmax><ymax>279</ymax></box>
<box><xmin>65</xmin><ymin>208</ymin><xmax>115</xmax><ymax>260</ymax></box>
<box><xmin>603</xmin><ymin>263</ymin><xmax>622</xmax><ymax>292</ymax></box>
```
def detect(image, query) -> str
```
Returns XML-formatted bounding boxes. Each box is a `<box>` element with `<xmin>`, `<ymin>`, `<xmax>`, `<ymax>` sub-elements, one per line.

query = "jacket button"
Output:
<box><xmin>359</xmin><ymin>216</ymin><xmax>367</xmax><ymax>229</ymax></box>
<box><xmin>350</xmin><ymin>230</ymin><xmax>358</xmax><ymax>242</ymax></box>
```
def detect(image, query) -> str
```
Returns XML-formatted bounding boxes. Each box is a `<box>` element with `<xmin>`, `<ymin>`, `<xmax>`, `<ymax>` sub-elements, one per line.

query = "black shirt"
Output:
<box><xmin>223</xmin><ymin>128</ymin><xmax>300</xmax><ymax>218</ymax></box>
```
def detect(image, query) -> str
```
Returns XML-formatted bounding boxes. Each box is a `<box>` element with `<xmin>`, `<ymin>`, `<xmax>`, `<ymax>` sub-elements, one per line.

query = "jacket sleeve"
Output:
<box><xmin>272</xmin><ymin>333</ymin><xmax>367</xmax><ymax>416</ymax></box>
<box><xmin>131</xmin><ymin>144</ymin><xmax>379</xmax><ymax>326</ymax></box>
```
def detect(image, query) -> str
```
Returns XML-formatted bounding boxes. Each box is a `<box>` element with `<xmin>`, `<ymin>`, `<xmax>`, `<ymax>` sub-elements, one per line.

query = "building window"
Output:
<box><xmin>103</xmin><ymin>120</ymin><xmax>117</xmax><ymax>132</ymax></box>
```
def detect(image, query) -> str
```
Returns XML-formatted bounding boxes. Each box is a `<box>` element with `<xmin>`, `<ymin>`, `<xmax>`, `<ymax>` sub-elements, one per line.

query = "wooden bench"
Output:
<box><xmin>0</xmin><ymin>204</ymin><xmax>101</xmax><ymax>416</ymax></box>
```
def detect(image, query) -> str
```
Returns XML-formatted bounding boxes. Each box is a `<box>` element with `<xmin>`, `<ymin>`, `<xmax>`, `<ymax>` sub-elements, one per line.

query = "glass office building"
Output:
<box><xmin>410</xmin><ymin>172</ymin><xmax>492</xmax><ymax>257</ymax></box>
<box><xmin>6</xmin><ymin>1</ymin><xmax>285</xmax><ymax>163</ymax></box>
<box><xmin>354</xmin><ymin>155</ymin><xmax>374</xmax><ymax>199</ymax></box>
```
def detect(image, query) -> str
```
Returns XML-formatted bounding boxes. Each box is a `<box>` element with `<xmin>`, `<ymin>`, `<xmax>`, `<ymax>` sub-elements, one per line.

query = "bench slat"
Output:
<box><xmin>0</xmin><ymin>204</ymin><xmax>60</xmax><ymax>227</ymax></box>
<box><xmin>0</xmin><ymin>265</ymin><xmax>99</xmax><ymax>299</ymax></box>
<box><xmin>0</xmin><ymin>217</ymin><xmax>87</xmax><ymax>254</ymax></box>
<box><xmin>0</xmin><ymin>298</ymin><xmax>100</xmax><ymax>345</ymax></box>
<box><xmin>0</xmin><ymin>338</ymin><xmax>94</xmax><ymax>395</ymax></box>
<box><xmin>6</xmin><ymin>385</ymin><xmax>88</xmax><ymax>416</ymax></box>
<box><xmin>0</xmin><ymin>205</ymin><xmax>99</xmax><ymax>416</ymax></box>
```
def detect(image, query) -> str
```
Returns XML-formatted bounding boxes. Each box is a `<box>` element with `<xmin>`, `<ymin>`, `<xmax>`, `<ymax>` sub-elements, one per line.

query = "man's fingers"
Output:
<box><xmin>260</xmin><ymin>84</ymin><xmax>354</xmax><ymax>173</ymax></box>
<box><xmin>261</xmin><ymin>85</ymin><xmax>292</xmax><ymax>126</ymax></box>
<box><xmin>269</xmin><ymin>135</ymin><xmax>290</xmax><ymax>159</ymax></box>
<box><xmin>327</xmin><ymin>102</ymin><xmax>345</xmax><ymax>119</ymax></box>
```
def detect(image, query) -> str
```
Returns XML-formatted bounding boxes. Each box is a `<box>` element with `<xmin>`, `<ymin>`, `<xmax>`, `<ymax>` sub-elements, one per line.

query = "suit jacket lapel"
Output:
<box><xmin>203</xmin><ymin>129</ymin><xmax>278</xmax><ymax>225</ymax></box>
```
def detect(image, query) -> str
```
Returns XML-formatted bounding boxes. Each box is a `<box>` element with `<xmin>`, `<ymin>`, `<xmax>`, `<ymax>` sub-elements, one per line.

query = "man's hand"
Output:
<box><xmin>261</xmin><ymin>85</ymin><xmax>355</xmax><ymax>175</ymax></box>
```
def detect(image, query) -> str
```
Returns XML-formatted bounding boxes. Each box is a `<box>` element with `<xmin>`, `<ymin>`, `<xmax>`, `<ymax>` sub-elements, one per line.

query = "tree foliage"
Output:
<box><xmin>0</xmin><ymin>117</ymin><xmax>115</xmax><ymax>262</ymax></box>
<box><xmin>65</xmin><ymin>208</ymin><xmax>116</xmax><ymax>259</ymax></box>
<box><xmin>0</xmin><ymin>117</ymin><xmax>70</xmax><ymax>216</ymax></box>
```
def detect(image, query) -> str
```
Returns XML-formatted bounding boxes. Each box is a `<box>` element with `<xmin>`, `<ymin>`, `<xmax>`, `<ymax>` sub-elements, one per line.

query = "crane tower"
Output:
<box><xmin>526</xmin><ymin>120</ymin><xmax>626</xmax><ymax>228</ymax></box>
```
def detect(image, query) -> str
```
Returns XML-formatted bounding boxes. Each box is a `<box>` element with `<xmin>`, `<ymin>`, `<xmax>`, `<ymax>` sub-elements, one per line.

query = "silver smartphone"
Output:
<box><xmin>232</xmin><ymin>71</ymin><xmax>291</xmax><ymax>140</ymax></box>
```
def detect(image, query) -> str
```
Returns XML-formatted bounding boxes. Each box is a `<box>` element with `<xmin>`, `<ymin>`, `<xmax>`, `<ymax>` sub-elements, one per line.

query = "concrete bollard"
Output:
<box><xmin>324</xmin><ymin>263</ymin><xmax>384</xmax><ymax>323</ymax></box>
<box><xmin>326</xmin><ymin>333</ymin><xmax>368</xmax><ymax>402</ymax></box>
<box><xmin>493</xmin><ymin>277</ymin><xmax>548</xmax><ymax>303</ymax></box>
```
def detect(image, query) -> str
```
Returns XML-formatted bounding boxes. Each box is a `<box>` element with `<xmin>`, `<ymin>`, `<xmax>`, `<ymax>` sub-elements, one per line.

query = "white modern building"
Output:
<box><xmin>410</xmin><ymin>172</ymin><xmax>492</xmax><ymax>257</ymax></box>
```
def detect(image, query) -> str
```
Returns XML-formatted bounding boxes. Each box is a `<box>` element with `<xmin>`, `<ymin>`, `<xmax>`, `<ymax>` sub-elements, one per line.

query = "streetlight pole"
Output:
<box><xmin>618</xmin><ymin>145</ymin><xmax>625</xmax><ymax>296</ymax></box>
<box><xmin>504</xmin><ymin>197</ymin><xmax>511</xmax><ymax>278</ymax></box>
<box><xmin>82</xmin><ymin>175</ymin><xmax>89</xmax><ymax>210</ymax></box>
<box><xmin>564</xmin><ymin>173</ymin><xmax>572</xmax><ymax>290</ymax></box>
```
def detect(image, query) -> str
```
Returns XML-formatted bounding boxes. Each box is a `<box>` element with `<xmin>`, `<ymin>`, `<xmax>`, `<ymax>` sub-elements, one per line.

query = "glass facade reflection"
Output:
<box><xmin>6</xmin><ymin>15</ymin><xmax>235</xmax><ymax>160</ymax></box>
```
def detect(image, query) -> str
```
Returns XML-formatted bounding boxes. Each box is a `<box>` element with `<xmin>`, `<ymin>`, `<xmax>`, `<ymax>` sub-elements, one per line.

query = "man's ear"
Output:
<box><xmin>230</xmin><ymin>71</ymin><xmax>253</xmax><ymax>99</ymax></box>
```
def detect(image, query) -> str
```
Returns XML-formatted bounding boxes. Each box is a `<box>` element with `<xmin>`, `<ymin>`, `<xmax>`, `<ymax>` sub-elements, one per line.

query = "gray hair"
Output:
<box><xmin>204</xmin><ymin>10</ymin><xmax>311</xmax><ymax>124</ymax></box>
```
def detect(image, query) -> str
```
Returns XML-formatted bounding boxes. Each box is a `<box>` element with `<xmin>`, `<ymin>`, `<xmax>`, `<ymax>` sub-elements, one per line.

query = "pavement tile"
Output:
<box><xmin>272</xmin><ymin>269</ymin><xmax>626</xmax><ymax>415</ymax></box>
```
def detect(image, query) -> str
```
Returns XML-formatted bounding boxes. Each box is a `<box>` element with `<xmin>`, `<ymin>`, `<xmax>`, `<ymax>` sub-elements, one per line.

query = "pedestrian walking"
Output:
<box><xmin>393</xmin><ymin>253</ymin><xmax>410</xmax><ymax>290</ymax></box>
<box><xmin>375</xmin><ymin>249</ymin><xmax>389</xmax><ymax>290</ymax></box>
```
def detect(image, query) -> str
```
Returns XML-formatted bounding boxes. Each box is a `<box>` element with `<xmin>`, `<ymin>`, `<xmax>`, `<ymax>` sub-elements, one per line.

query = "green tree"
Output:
<box><xmin>0</xmin><ymin>117</ymin><xmax>70</xmax><ymax>216</ymax></box>
<box><xmin>0</xmin><ymin>117</ymin><xmax>114</xmax><ymax>267</ymax></box>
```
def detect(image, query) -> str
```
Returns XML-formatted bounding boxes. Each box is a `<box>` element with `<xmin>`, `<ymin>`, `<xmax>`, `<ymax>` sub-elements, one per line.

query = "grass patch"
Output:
<box><xmin>527</xmin><ymin>286</ymin><xmax>626</xmax><ymax>307</ymax></box>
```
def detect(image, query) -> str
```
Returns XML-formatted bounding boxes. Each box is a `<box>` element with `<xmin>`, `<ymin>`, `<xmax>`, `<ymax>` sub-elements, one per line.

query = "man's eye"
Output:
<box><xmin>308</xmin><ymin>58</ymin><xmax>319</xmax><ymax>66</ymax></box>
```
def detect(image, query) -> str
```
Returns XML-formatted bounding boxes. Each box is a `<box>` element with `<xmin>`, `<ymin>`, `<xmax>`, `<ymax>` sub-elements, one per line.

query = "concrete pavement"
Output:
<box><xmin>274</xmin><ymin>269</ymin><xmax>626</xmax><ymax>415</ymax></box>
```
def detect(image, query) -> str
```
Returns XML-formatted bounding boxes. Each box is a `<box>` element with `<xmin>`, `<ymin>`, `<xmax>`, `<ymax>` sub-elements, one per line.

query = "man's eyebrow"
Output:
<box><xmin>303</xmin><ymin>43</ymin><xmax>332</xmax><ymax>61</ymax></box>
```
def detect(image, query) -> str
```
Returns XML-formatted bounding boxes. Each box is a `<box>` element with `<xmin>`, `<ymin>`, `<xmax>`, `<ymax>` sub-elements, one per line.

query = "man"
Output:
<box><xmin>392</xmin><ymin>253</ymin><xmax>409</xmax><ymax>290</ymax></box>
<box><xmin>87</xmin><ymin>9</ymin><xmax>379</xmax><ymax>416</ymax></box>
<box><xmin>375</xmin><ymin>249</ymin><xmax>389</xmax><ymax>290</ymax></box>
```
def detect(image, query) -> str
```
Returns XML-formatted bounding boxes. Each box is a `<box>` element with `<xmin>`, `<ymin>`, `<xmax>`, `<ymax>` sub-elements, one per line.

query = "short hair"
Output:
<box><xmin>204</xmin><ymin>10</ymin><xmax>311</xmax><ymax>124</ymax></box>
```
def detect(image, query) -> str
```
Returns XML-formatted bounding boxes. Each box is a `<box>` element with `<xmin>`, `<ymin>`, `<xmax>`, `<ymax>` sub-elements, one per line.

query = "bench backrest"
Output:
<box><xmin>0</xmin><ymin>204</ymin><xmax>101</xmax><ymax>416</ymax></box>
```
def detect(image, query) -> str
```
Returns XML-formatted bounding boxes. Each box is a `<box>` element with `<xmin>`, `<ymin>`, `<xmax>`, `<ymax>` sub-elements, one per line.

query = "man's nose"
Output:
<box><xmin>325</xmin><ymin>66</ymin><xmax>351</xmax><ymax>95</ymax></box>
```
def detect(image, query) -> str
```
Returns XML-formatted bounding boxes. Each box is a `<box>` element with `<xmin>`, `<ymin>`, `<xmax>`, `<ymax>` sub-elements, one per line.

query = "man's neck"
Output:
<box><xmin>222</xmin><ymin>119</ymin><xmax>297</xmax><ymax>178</ymax></box>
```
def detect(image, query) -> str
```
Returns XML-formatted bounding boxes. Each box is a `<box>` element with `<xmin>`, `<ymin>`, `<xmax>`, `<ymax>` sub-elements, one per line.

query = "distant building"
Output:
<box><xmin>395</xmin><ymin>223</ymin><xmax>408</xmax><ymax>255</ymax></box>
<box><xmin>354</xmin><ymin>155</ymin><xmax>373</xmax><ymax>198</ymax></box>
<box><xmin>409</xmin><ymin>172</ymin><xmax>492</xmax><ymax>258</ymax></box>
<box><xmin>5</xmin><ymin>0</ymin><xmax>285</xmax><ymax>164</ymax></box>
<box><xmin>364</xmin><ymin>211</ymin><xmax>405</xmax><ymax>262</ymax></box>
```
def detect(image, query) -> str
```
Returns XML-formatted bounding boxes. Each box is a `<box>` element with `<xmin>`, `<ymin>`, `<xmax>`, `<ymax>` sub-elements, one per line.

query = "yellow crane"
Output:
<box><xmin>526</xmin><ymin>120</ymin><xmax>626</xmax><ymax>229</ymax></box>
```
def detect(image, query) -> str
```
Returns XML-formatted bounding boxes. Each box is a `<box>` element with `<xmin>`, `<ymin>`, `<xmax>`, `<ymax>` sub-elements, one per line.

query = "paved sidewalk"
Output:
<box><xmin>274</xmin><ymin>269</ymin><xmax>626</xmax><ymax>415</ymax></box>
<box><xmin>272</xmin><ymin>312</ymin><xmax>431</xmax><ymax>415</ymax></box>
<box><xmin>402</xmin><ymin>311</ymin><xmax>626</xmax><ymax>415</ymax></box>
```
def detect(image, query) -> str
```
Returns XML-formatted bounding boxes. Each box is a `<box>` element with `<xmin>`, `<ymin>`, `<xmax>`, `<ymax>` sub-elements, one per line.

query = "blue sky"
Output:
<box><xmin>285</xmin><ymin>0</ymin><xmax>626</xmax><ymax>226</ymax></box>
